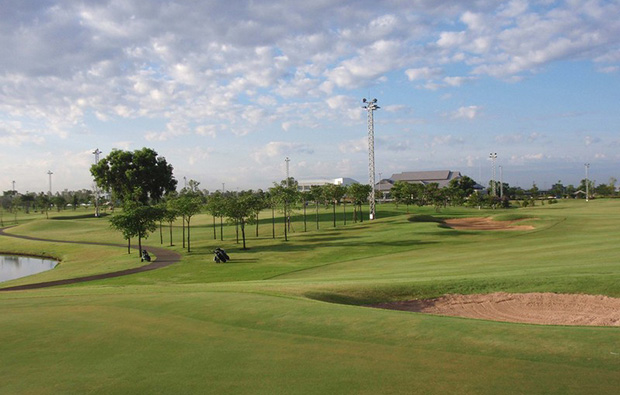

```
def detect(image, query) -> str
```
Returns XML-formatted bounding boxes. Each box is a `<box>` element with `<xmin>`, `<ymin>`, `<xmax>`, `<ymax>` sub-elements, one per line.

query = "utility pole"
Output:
<box><xmin>363</xmin><ymin>98</ymin><xmax>379</xmax><ymax>220</ymax></box>
<box><xmin>489</xmin><ymin>153</ymin><xmax>497</xmax><ymax>196</ymax></box>
<box><xmin>93</xmin><ymin>148</ymin><xmax>101</xmax><ymax>217</ymax></box>
<box><xmin>285</xmin><ymin>157</ymin><xmax>290</xmax><ymax>187</ymax></box>
<box><xmin>12</xmin><ymin>180</ymin><xmax>15</xmax><ymax>193</ymax></box>
<box><xmin>585</xmin><ymin>163</ymin><xmax>590</xmax><ymax>202</ymax></box>
<box><xmin>47</xmin><ymin>170</ymin><xmax>53</xmax><ymax>196</ymax></box>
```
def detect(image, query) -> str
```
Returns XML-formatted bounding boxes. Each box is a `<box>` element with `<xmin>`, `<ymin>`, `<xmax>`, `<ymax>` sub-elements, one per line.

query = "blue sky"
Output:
<box><xmin>1</xmin><ymin>0</ymin><xmax>619</xmax><ymax>193</ymax></box>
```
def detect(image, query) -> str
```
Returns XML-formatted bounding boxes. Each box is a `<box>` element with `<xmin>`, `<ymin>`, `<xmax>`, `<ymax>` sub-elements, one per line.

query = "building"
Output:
<box><xmin>297</xmin><ymin>177</ymin><xmax>359</xmax><ymax>192</ymax></box>
<box><xmin>376</xmin><ymin>170</ymin><xmax>480</xmax><ymax>199</ymax></box>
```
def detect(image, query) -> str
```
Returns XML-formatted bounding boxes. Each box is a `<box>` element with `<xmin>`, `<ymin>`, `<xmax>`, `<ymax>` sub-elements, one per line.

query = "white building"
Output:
<box><xmin>297</xmin><ymin>177</ymin><xmax>359</xmax><ymax>192</ymax></box>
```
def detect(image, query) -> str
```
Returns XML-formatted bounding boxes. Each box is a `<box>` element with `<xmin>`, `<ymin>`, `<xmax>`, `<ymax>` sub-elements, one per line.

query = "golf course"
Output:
<box><xmin>1</xmin><ymin>199</ymin><xmax>619</xmax><ymax>394</ymax></box>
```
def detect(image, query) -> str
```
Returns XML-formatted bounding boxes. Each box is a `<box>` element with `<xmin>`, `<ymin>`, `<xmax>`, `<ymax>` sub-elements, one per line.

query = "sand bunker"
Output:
<box><xmin>371</xmin><ymin>293</ymin><xmax>620</xmax><ymax>326</ymax></box>
<box><xmin>444</xmin><ymin>217</ymin><xmax>534</xmax><ymax>231</ymax></box>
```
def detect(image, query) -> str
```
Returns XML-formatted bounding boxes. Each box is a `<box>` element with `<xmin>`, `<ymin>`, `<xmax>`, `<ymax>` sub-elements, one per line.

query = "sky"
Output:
<box><xmin>1</xmin><ymin>0</ymin><xmax>619</xmax><ymax>194</ymax></box>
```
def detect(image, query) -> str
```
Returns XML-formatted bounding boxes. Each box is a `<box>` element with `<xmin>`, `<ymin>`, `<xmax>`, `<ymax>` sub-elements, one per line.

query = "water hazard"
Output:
<box><xmin>0</xmin><ymin>255</ymin><xmax>58</xmax><ymax>283</ymax></box>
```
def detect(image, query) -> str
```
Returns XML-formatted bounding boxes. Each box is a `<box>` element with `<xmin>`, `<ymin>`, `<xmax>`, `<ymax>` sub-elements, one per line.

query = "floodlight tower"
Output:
<box><xmin>585</xmin><ymin>163</ymin><xmax>590</xmax><ymax>202</ymax></box>
<box><xmin>489</xmin><ymin>153</ymin><xmax>497</xmax><ymax>196</ymax></box>
<box><xmin>93</xmin><ymin>149</ymin><xmax>101</xmax><ymax>217</ymax></box>
<box><xmin>12</xmin><ymin>180</ymin><xmax>15</xmax><ymax>193</ymax></box>
<box><xmin>47</xmin><ymin>170</ymin><xmax>53</xmax><ymax>196</ymax></box>
<box><xmin>363</xmin><ymin>98</ymin><xmax>379</xmax><ymax>220</ymax></box>
<box><xmin>285</xmin><ymin>157</ymin><xmax>290</xmax><ymax>187</ymax></box>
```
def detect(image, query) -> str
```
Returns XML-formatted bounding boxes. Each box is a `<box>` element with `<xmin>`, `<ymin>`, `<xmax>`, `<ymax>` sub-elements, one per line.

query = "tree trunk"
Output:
<box><xmin>332</xmin><ymin>202</ymin><xmax>336</xmax><ymax>227</ymax></box>
<box><xmin>272</xmin><ymin>206</ymin><xmax>275</xmax><ymax>239</ymax></box>
<box><xmin>359</xmin><ymin>204</ymin><xmax>364</xmax><ymax>222</ymax></box>
<box><xmin>255</xmin><ymin>213</ymin><xmax>259</xmax><ymax>237</ymax></box>
<box><xmin>127</xmin><ymin>238</ymin><xmax>131</xmax><ymax>254</ymax></box>
<box><xmin>235</xmin><ymin>218</ymin><xmax>239</xmax><ymax>244</ymax></box>
<box><xmin>315</xmin><ymin>201</ymin><xmax>319</xmax><ymax>230</ymax></box>
<box><xmin>241</xmin><ymin>219</ymin><xmax>247</xmax><ymax>249</ymax></box>
<box><xmin>220</xmin><ymin>216</ymin><xmax>223</xmax><ymax>241</ymax></box>
<box><xmin>213</xmin><ymin>215</ymin><xmax>216</xmax><ymax>239</ymax></box>
<box><xmin>343</xmin><ymin>201</ymin><xmax>346</xmax><ymax>225</ymax></box>
<box><xmin>284</xmin><ymin>203</ymin><xmax>288</xmax><ymax>241</ymax></box>
<box><xmin>303</xmin><ymin>202</ymin><xmax>307</xmax><ymax>232</ymax></box>
<box><xmin>187</xmin><ymin>217</ymin><xmax>191</xmax><ymax>252</ymax></box>
<box><xmin>138</xmin><ymin>235</ymin><xmax>142</xmax><ymax>259</ymax></box>
<box><xmin>169</xmin><ymin>221</ymin><xmax>173</xmax><ymax>246</ymax></box>
<box><xmin>159</xmin><ymin>221</ymin><xmax>163</xmax><ymax>244</ymax></box>
<box><xmin>182</xmin><ymin>215</ymin><xmax>186</xmax><ymax>248</ymax></box>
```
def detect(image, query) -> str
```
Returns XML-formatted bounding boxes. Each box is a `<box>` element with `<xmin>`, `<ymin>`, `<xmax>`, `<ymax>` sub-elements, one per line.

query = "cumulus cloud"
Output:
<box><xmin>448</xmin><ymin>106</ymin><xmax>481</xmax><ymax>120</ymax></box>
<box><xmin>251</xmin><ymin>141</ymin><xmax>314</xmax><ymax>164</ymax></box>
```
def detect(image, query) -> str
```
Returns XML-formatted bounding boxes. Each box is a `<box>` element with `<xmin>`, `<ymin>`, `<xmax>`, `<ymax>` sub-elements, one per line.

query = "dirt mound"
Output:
<box><xmin>370</xmin><ymin>292</ymin><xmax>620</xmax><ymax>326</ymax></box>
<box><xmin>444</xmin><ymin>217</ymin><xmax>534</xmax><ymax>231</ymax></box>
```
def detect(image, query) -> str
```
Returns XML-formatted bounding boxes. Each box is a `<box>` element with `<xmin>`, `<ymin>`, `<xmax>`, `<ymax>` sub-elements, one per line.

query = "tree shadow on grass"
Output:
<box><xmin>51</xmin><ymin>213</ymin><xmax>109</xmax><ymax>220</ymax></box>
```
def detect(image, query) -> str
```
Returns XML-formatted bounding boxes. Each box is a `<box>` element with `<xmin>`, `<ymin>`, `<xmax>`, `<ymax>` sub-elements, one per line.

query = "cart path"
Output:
<box><xmin>0</xmin><ymin>226</ymin><xmax>182</xmax><ymax>291</ymax></box>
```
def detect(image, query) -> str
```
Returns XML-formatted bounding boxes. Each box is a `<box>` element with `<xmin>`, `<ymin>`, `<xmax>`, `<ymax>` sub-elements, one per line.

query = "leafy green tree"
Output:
<box><xmin>348</xmin><ymin>183</ymin><xmax>371</xmax><ymax>222</ymax></box>
<box><xmin>172</xmin><ymin>192</ymin><xmax>203</xmax><ymax>252</ymax></box>
<box><xmin>206</xmin><ymin>191</ymin><xmax>227</xmax><ymax>241</ymax></box>
<box><xmin>309</xmin><ymin>185</ymin><xmax>324</xmax><ymax>229</ymax></box>
<box><xmin>549</xmin><ymin>181</ymin><xmax>565</xmax><ymax>198</ymax></box>
<box><xmin>36</xmin><ymin>193</ymin><xmax>51</xmax><ymax>218</ymax></box>
<box><xmin>222</xmin><ymin>191</ymin><xmax>263</xmax><ymax>249</ymax></box>
<box><xmin>322</xmin><ymin>184</ymin><xmax>346</xmax><ymax>227</ymax></box>
<box><xmin>52</xmin><ymin>194</ymin><xmax>67</xmax><ymax>212</ymax></box>
<box><xmin>109</xmin><ymin>203</ymin><xmax>164</xmax><ymax>256</ymax></box>
<box><xmin>90</xmin><ymin>148</ymin><xmax>177</xmax><ymax>204</ymax></box>
<box><xmin>269</xmin><ymin>183</ymin><xmax>298</xmax><ymax>241</ymax></box>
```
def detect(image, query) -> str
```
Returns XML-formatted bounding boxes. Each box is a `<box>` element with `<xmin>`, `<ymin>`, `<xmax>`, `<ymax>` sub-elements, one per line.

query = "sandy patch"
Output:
<box><xmin>444</xmin><ymin>217</ymin><xmax>534</xmax><ymax>231</ymax></box>
<box><xmin>370</xmin><ymin>292</ymin><xmax>620</xmax><ymax>326</ymax></box>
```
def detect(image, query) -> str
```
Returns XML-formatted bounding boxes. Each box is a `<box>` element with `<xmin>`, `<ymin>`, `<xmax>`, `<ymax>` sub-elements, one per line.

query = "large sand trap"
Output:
<box><xmin>371</xmin><ymin>293</ymin><xmax>620</xmax><ymax>326</ymax></box>
<box><xmin>444</xmin><ymin>217</ymin><xmax>534</xmax><ymax>231</ymax></box>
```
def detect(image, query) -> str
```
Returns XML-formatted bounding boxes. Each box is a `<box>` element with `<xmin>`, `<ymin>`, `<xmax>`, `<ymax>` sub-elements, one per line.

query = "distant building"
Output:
<box><xmin>376</xmin><ymin>170</ymin><xmax>482</xmax><ymax>199</ymax></box>
<box><xmin>298</xmin><ymin>177</ymin><xmax>359</xmax><ymax>192</ymax></box>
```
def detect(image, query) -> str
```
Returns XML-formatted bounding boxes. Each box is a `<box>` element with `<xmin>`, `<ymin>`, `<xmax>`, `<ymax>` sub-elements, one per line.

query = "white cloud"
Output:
<box><xmin>251</xmin><ymin>141</ymin><xmax>314</xmax><ymax>164</ymax></box>
<box><xmin>449</xmin><ymin>106</ymin><xmax>481</xmax><ymax>120</ymax></box>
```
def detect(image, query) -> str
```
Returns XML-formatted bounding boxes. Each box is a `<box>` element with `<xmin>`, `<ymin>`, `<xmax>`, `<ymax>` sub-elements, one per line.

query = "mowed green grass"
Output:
<box><xmin>1</xmin><ymin>200</ymin><xmax>619</xmax><ymax>394</ymax></box>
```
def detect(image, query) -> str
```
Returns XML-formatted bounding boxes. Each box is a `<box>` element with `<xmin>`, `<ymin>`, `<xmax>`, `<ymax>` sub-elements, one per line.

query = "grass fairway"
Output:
<box><xmin>1</xmin><ymin>200</ymin><xmax>619</xmax><ymax>394</ymax></box>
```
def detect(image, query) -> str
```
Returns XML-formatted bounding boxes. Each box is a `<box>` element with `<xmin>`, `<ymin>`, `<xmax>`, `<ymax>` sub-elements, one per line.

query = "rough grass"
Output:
<box><xmin>1</xmin><ymin>199</ymin><xmax>619</xmax><ymax>394</ymax></box>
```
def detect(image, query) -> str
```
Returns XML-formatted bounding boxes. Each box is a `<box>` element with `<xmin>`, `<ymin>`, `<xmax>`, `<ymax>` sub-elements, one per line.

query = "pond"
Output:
<box><xmin>0</xmin><ymin>255</ymin><xmax>58</xmax><ymax>283</ymax></box>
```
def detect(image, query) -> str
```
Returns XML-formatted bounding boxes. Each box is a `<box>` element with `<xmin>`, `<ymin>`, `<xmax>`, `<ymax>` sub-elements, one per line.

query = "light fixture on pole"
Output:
<box><xmin>363</xmin><ymin>98</ymin><xmax>379</xmax><ymax>220</ymax></box>
<box><xmin>585</xmin><ymin>163</ymin><xmax>590</xmax><ymax>202</ymax></box>
<box><xmin>489</xmin><ymin>153</ymin><xmax>497</xmax><ymax>196</ymax></box>
<box><xmin>12</xmin><ymin>180</ymin><xmax>15</xmax><ymax>193</ymax></box>
<box><xmin>93</xmin><ymin>148</ymin><xmax>101</xmax><ymax>217</ymax></box>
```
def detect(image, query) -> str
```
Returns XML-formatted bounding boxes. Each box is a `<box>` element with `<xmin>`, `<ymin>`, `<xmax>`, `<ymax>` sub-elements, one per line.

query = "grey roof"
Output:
<box><xmin>379</xmin><ymin>170</ymin><xmax>463</xmax><ymax>189</ymax></box>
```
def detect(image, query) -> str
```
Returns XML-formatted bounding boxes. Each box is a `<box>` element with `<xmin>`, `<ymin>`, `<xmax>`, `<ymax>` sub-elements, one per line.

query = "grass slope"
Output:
<box><xmin>1</xmin><ymin>200</ymin><xmax>619</xmax><ymax>394</ymax></box>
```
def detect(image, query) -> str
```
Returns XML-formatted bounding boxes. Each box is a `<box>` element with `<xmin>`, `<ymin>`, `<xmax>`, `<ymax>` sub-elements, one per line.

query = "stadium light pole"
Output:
<box><xmin>585</xmin><ymin>163</ymin><xmax>590</xmax><ymax>202</ymax></box>
<box><xmin>285</xmin><ymin>157</ymin><xmax>290</xmax><ymax>187</ymax></box>
<box><xmin>489</xmin><ymin>153</ymin><xmax>497</xmax><ymax>196</ymax></box>
<box><xmin>363</xmin><ymin>98</ymin><xmax>379</xmax><ymax>220</ymax></box>
<box><xmin>93</xmin><ymin>149</ymin><xmax>101</xmax><ymax>217</ymax></box>
<box><xmin>47</xmin><ymin>170</ymin><xmax>53</xmax><ymax>196</ymax></box>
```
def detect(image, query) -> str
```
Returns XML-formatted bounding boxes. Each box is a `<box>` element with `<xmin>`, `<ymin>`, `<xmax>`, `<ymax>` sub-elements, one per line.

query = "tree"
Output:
<box><xmin>309</xmin><ymin>185</ymin><xmax>324</xmax><ymax>229</ymax></box>
<box><xmin>90</xmin><ymin>148</ymin><xmax>177</xmax><ymax>205</ymax></box>
<box><xmin>109</xmin><ymin>203</ymin><xmax>164</xmax><ymax>256</ymax></box>
<box><xmin>269</xmin><ymin>182</ymin><xmax>298</xmax><ymax>241</ymax></box>
<box><xmin>206</xmin><ymin>191</ymin><xmax>226</xmax><ymax>241</ymax></box>
<box><xmin>322</xmin><ymin>183</ymin><xmax>346</xmax><ymax>227</ymax></box>
<box><xmin>391</xmin><ymin>181</ymin><xmax>417</xmax><ymax>212</ymax></box>
<box><xmin>35</xmin><ymin>193</ymin><xmax>51</xmax><ymax>219</ymax></box>
<box><xmin>172</xmin><ymin>192</ymin><xmax>203</xmax><ymax>252</ymax></box>
<box><xmin>447</xmin><ymin>176</ymin><xmax>476</xmax><ymax>205</ymax></box>
<box><xmin>348</xmin><ymin>183</ymin><xmax>372</xmax><ymax>222</ymax></box>
<box><xmin>222</xmin><ymin>191</ymin><xmax>263</xmax><ymax>249</ymax></box>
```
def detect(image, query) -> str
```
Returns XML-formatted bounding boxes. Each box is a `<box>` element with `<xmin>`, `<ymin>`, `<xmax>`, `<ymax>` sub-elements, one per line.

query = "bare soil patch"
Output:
<box><xmin>444</xmin><ymin>217</ymin><xmax>534</xmax><ymax>231</ymax></box>
<box><xmin>370</xmin><ymin>292</ymin><xmax>620</xmax><ymax>326</ymax></box>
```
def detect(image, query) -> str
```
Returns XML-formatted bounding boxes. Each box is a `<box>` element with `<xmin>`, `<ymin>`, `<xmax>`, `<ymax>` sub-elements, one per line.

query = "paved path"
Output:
<box><xmin>0</xmin><ymin>226</ymin><xmax>182</xmax><ymax>291</ymax></box>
